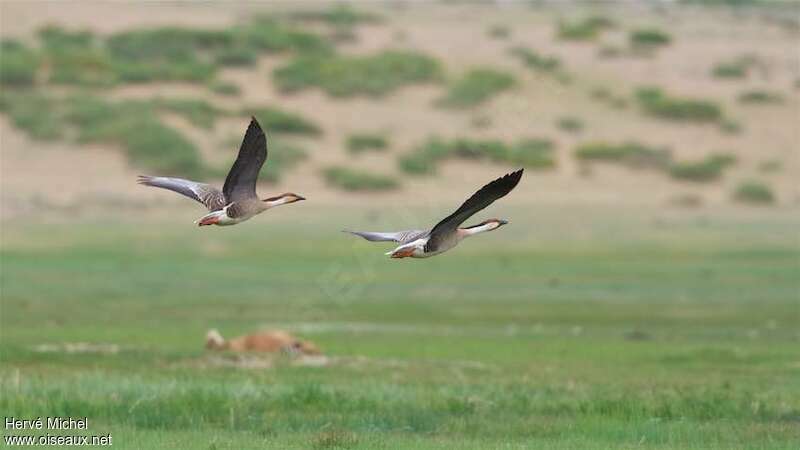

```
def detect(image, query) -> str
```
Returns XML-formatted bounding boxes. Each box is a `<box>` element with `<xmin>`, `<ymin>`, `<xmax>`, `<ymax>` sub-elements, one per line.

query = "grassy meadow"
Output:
<box><xmin>1</xmin><ymin>208</ymin><xmax>799</xmax><ymax>449</ymax></box>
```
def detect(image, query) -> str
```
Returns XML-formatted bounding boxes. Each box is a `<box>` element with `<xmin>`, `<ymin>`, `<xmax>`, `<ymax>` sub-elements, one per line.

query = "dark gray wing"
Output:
<box><xmin>137</xmin><ymin>176</ymin><xmax>226</xmax><ymax>211</ymax></box>
<box><xmin>223</xmin><ymin>117</ymin><xmax>267</xmax><ymax>203</ymax></box>
<box><xmin>425</xmin><ymin>169</ymin><xmax>523</xmax><ymax>252</ymax></box>
<box><xmin>344</xmin><ymin>230</ymin><xmax>428</xmax><ymax>244</ymax></box>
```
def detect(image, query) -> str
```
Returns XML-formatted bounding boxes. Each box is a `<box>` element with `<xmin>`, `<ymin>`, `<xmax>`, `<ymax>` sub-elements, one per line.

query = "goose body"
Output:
<box><xmin>138</xmin><ymin>118</ymin><xmax>305</xmax><ymax>226</ymax></box>
<box><xmin>346</xmin><ymin>169</ymin><xmax>522</xmax><ymax>258</ymax></box>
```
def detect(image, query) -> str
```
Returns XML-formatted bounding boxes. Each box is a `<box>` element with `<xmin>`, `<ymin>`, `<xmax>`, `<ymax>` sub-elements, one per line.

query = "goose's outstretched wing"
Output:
<box><xmin>344</xmin><ymin>230</ymin><xmax>427</xmax><ymax>244</ymax></box>
<box><xmin>223</xmin><ymin>117</ymin><xmax>267</xmax><ymax>203</ymax></box>
<box><xmin>425</xmin><ymin>169</ymin><xmax>523</xmax><ymax>252</ymax></box>
<box><xmin>137</xmin><ymin>176</ymin><xmax>226</xmax><ymax>211</ymax></box>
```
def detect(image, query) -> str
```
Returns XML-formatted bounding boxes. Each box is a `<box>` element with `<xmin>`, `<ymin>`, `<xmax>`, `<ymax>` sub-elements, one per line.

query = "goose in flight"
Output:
<box><xmin>346</xmin><ymin>169</ymin><xmax>523</xmax><ymax>258</ymax></box>
<box><xmin>138</xmin><ymin>117</ymin><xmax>305</xmax><ymax>226</ymax></box>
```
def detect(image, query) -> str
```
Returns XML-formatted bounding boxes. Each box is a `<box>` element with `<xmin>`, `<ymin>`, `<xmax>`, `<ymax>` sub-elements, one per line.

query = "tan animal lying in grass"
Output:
<box><xmin>206</xmin><ymin>329</ymin><xmax>321</xmax><ymax>355</ymax></box>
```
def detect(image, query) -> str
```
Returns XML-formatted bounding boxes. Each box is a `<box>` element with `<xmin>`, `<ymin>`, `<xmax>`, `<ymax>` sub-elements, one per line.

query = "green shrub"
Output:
<box><xmin>399</xmin><ymin>137</ymin><xmax>556</xmax><ymax>175</ymax></box>
<box><xmin>635</xmin><ymin>87</ymin><xmax>722</xmax><ymax>122</ymax></box>
<box><xmin>47</xmin><ymin>47</ymin><xmax>117</xmax><ymax>86</ymax></box>
<box><xmin>437</xmin><ymin>68</ymin><xmax>515</xmax><ymax>108</ymax></box>
<box><xmin>238</xmin><ymin>17</ymin><xmax>331</xmax><ymax>55</ymax></box>
<box><xmin>712</xmin><ymin>62</ymin><xmax>746</xmax><ymax>78</ymax></box>
<box><xmin>488</xmin><ymin>24</ymin><xmax>511</xmax><ymax>39</ymax></box>
<box><xmin>213</xmin><ymin>44</ymin><xmax>258</xmax><ymax>67</ymax></box>
<box><xmin>209</xmin><ymin>80</ymin><xmax>241</xmax><ymax>96</ymax></box>
<box><xmin>63</xmin><ymin>96</ymin><xmax>206</xmax><ymax>177</ymax></box>
<box><xmin>738</xmin><ymin>90</ymin><xmax>784</xmax><ymax>104</ymax></box>
<box><xmin>733</xmin><ymin>180</ymin><xmax>775</xmax><ymax>204</ymax></box>
<box><xmin>21</xmin><ymin>20</ymin><xmax>328</xmax><ymax>86</ymax></box>
<box><xmin>509</xmin><ymin>139</ymin><xmax>557</xmax><ymax>167</ymax></box>
<box><xmin>509</xmin><ymin>47</ymin><xmax>561</xmax><ymax>72</ymax></box>
<box><xmin>0</xmin><ymin>92</ymin><xmax>63</xmax><ymax>139</ymax></box>
<box><xmin>575</xmin><ymin>141</ymin><xmax>671</xmax><ymax>169</ymax></box>
<box><xmin>398</xmin><ymin>151</ymin><xmax>435</xmax><ymax>175</ymax></box>
<box><xmin>629</xmin><ymin>28</ymin><xmax>672</xmax><ymax>47</ymax></box>
<box><xmin>125</xmin><ymin>121</ymin><xmax>205</xmax><ymax>176</ymax></box>
<box><xmin>107</xmin><ymin>27</ymin><xmax>232</xmax><ymax>60</ymax></box>
<box><xmin>346</xmin><ymin>133</ymin><xmax>389</xmax><ymax>154</ymax></box>
<box><xmin>557</xmin><ymin>16</ymin><xmax>615</xmax><ymax>41</ymax></box>
<box><xmin>323</xmin><ymin>167</ymin><xmax>399</xmax><ymax>191</ymax></box>
<box><xmin>719</xmin><ymin>118</ymin><xmax>742</xmax><ymax>134</ymax></box>
<box><xmin>556</xmin><ymin>116</ymin><xmax>584</xmax><ymax>133</ymax></box>
<box><xmin>242</xmin><ymin>106</ymin><xmax>321</xmax><ymax>136</ymax></box>
<box><xmin>38</xmin><ymin>27</ymin><xmax>117</xmax><ymax>86</ymax></box>
<box><xmin>38</xmin><ymin>25</ymin><xmax>94</xmax><ymax>50</ymax></box>
<box><xmin>111</xmin><ymin>55</ymin><xmax>216</xmax><ymax>84</ymax></box>
<box><xmin>668</xmin><ymin>153</ymin><xmax>736</xmax><ymax>182</ymax></box>
<box><xmin>106</xmin><ymin>27</ymin><xmax>226</xmax><ymax>83</ymax></box>
<box><xmin>711</xmin><ymin>56</ymin><xmax>757</xmax><ymax>79</ymax></box>
<box><xmin>1</xmin><ymin>91</ymin><xmax>208</xmax><ymax>176</ymax></box>
<box><xmin>273</xmin><ymin>50</ymin><xmax>441</xmax><ymax>97</ymax></box>
<box><xmin>100</xmin><ymin>20</ymin><xmax>328</xmax><ymax>84</ymax></box>
<box><xmin>156</xmin><ymin>98</ymin><xmax>222</xmax><ymax>129</ymax></box>
<box><xmin>0</xmin><ymin>40</ymin><xmax>39</xmax><ymax>86</ymax></box>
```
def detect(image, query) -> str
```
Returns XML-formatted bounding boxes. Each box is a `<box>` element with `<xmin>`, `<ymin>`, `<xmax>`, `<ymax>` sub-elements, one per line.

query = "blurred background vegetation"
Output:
<box><xmin>1</xmin><ymin>1</ymin><xmax>798</xmax><ymax>449</ymax></box>
<box><xmin>1</xmin><ymin>0</ymin><xmax>797</xmax><ymax>203</ymax></box>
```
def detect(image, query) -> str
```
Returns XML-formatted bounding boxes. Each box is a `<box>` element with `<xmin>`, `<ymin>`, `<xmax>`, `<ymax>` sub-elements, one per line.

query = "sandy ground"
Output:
<box><xmin>1</xmin><ymin>1</ymin><xmax>798</xmax><ymax>222</ymax></box>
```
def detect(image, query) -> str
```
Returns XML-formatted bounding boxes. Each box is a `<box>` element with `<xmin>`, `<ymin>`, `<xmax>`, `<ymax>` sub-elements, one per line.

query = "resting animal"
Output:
<box><xmin>205</xmin><ymin>329</ymin><xmax>321</xmax><ymax>355</ymax></box>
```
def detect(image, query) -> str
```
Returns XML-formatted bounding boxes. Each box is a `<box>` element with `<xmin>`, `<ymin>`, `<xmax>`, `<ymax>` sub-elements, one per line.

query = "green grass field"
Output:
<box><xmin>1</xmin><ymin>208</ymin><xmax>799</xmax><ymax>449</ymax></box>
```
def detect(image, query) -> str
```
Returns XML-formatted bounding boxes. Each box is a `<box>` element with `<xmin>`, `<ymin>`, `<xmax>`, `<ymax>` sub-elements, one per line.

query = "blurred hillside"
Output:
<box><xmin>1</xmin><ymin>1</ymin><xmax>798</xmax><ymax>222</ymax></box>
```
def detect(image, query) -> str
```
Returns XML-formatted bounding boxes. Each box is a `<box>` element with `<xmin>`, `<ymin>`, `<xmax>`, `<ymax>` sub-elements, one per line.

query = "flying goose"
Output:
<box><xmin>138</xmin><ymin>117</ymin><xmax>305</xmax><ymax>226</ymax></box>
<box><xmin>346</xmin><ymin>169</ymin><xmax>523</xmax><ymax>258</ymax></box>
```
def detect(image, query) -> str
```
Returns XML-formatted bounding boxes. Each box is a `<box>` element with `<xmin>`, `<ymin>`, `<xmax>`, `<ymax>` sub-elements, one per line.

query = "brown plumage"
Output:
<box><xmin>346</xmin><ymin>169</ymin><xmax>523</xmax><ymax>258</ymax></box>
<box><xmin>138</xmin><ymin>117</ymin><xmax>306</xmax><ymax>226</ymax></box>
<box><xmin>205</xmin><ymin>329</ymin><xmax>321</xmax><ymax>355</ymax></box>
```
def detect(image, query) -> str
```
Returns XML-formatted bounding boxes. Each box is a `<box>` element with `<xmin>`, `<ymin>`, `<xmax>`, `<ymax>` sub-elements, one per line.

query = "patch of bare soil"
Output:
<box><xmin>32</xmin><ymin>342</ymin><xmax>123</xmax><ymax>354</ymax></box>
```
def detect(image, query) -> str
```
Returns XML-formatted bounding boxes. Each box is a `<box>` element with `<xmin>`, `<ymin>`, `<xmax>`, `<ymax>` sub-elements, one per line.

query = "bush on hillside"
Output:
<box><xmin>668</xmin><ymin>153</ymin><xmax>736</xmax><ymax>182</ymax></box>
<box><xmin>629</xmin><ymin>28</ymin><xmax>671</xmax><ymax>47</ymax></box>
<box><xmin>437</xmin><ymin>68</ymin><xmax>515</xmax><ymax>108</ymax></box>
<box><xmin>0</xmin><ymin>40</ymin><xmax>39</xmax><ymax>86</ymax></box>
<box><xmin>635</xmin><ymin>87</ymin><xmax>722</xmax><ymax>123</ymax></box>
<box><xmin>733</xmin><ymin>180</ymin><xmax>775</xmax><ymax>204</ymax></box>
<box><xmin>399</xmin><ymin>137</ymin><xmax>556</xmax><ymax>175</ymax></box>
<box><xmin>273</xmin><ymin>50</ymin><xmax>441</xmax><ymax>97</ymax></box>
<box><xmin>346</xmin><ymin>133</ymin><xmax>389</xmax><ymax>154</ymax></box>
<box><xmin>557</xmin><ymin>16</ymin><xmax>615</xmax><ymax>41</ymax></box>
<box><xmin>323</xmin><ymin>167</ymin><xmax>399</xmax><ymax>191</ymax></box>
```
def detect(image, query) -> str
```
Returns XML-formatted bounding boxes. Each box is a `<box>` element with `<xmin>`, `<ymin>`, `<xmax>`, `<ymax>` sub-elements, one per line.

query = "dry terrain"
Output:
<box><xmin>1</xmin><ymin>1</ymin><xmax>798</xmax><ymax>222</ymax></box>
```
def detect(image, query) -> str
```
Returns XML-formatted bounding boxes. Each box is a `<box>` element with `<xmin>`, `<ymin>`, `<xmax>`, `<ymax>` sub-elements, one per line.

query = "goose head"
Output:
<box><xmin>472</xmin><ymin>218</ymin><xmax>509</xmax><ymax>231</ymax></box>
<box><xmin>263</xmin><ymin>193</ymin><xmax>306</xmax><ymax>206</ymax></box>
